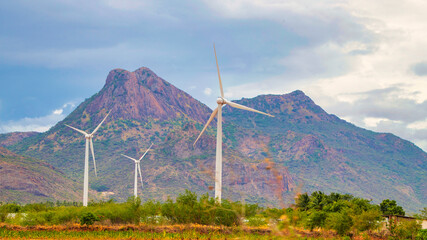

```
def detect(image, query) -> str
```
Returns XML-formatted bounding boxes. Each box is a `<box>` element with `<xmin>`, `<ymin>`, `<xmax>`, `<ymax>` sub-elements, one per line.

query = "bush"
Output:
<box><xmin>247</xmin><ymin>215</ymin><xmax>268</xmax><ymax>227</ymax></box>
<box><xmin>79</xmin><ymin>212</ymin><xmax>99</xmax><ymax>226</ymax></box>
<box><xmin>416</xmin><ymin>229</ymin><xmax>427</xmax><ymax>240</ymax></box>
<box><xmin>325</xmin><ymin>211</ymin><xmax>353</xmax><ymax>235</ymax></box>
<box><xmin>392</xmin><ymin>219</ymin><xmax>421</xmax><ymax>240</ymax></box>
<box><xmin>305</xmin><ymin>210</ymin><xmax>327</xmax><ymax>230</ymax></box>
<box><xmin>1</xmin><ymin>204</ymin><xmax>21</xmax><ymax>213</ymax></box>
<box><xmin>352</xmin><ymin>208</ymin><xmax>382</xmax><ymax>232</ymax></box>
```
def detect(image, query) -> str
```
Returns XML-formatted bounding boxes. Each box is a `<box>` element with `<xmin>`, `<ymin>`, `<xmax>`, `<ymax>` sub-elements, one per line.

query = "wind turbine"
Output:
<box><xmin>193</xmin><ymin>44</ymin><xmax>274</xmax><ymax>203</ymax></box>
<box><xmin>65</xmin><ymin>111</ymin><xmax>110</xmax><ymax>207</ymax></box>
<box><xmin>121</xmin><ymin>143</ymin><xmax>153</xmax><ymax>198</ymax></box>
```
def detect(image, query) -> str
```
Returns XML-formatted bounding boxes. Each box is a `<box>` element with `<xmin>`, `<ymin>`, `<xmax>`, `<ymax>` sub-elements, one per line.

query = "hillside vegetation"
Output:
<box><xmin>2</xmin><ymin>67</ymin><xmax>426</xmax><ymax>213</ymax></box>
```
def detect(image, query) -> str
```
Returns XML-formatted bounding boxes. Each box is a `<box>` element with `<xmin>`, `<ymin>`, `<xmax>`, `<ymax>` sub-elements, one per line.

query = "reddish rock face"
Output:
<box><xmin>82</xmin><ymin>67</ymin><xmax>211</xmax><ymax>124</ymax></box>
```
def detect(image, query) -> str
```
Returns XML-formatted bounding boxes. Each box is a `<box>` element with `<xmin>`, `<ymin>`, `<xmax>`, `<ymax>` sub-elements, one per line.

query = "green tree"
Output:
<box><xmin>325</xmin><ymin>211</ymin><xmax>353</xmax><ymax>235</ymax></box>
<box><xmin>296</xmin><ymin>193</ymin><xmax>310</xmax><ymax>211</ymax></box>
<box><xmin>352</xmin><ymin>208</ymin><xmax>382</xmax><ymax>232</ymax></box>
<box><xmin>305</xmin><ymin>210</ymin><xmax>327</xmax><ymax>230</ymax></box>
<box><xmin>380</xmin><ymin>199</ymin><xmax>405</xmax><ymax>216</ymax></box>
<box><xmin>309</xmin><ymin>191</ymin><xmax>327</xmax><ymax>210</ymax></box>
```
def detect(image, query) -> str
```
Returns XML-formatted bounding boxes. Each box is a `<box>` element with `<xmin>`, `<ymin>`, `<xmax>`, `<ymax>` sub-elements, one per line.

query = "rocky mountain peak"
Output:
<box><xmin>224</xmin><ymin>90</ymin><xmax>333</xmax><ymax>122</ymax></box>
<box><xmin>62</xmin><ymin>67</ymin><xmax>212</xmax><ymax>129</ymax></box>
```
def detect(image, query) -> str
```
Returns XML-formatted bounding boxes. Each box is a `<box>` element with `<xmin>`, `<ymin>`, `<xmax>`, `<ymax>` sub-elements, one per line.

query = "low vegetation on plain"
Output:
<box><xmin>0</xmin><ymin>190</ymin><xmax>425</xmax><ymax>239</ymax></box>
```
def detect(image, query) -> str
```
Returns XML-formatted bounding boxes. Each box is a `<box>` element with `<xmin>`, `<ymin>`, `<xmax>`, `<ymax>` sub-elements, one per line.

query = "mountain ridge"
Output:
<box><xmin>0</xmin><ymin>146</ymin><xmax>81</xmax><ymax>203</ymax></box>
<box><xmin>2</xmin><ymin>67</ymin><xmax>425</xmax><ymax>212</ymax></box>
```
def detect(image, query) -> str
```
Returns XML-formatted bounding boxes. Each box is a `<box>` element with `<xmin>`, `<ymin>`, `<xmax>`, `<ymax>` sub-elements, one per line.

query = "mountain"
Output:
<box><xmin>5</xmin><ymin>67</ymin><xmax>294</xmax><ymax>206</ymax></box>
<box><xmin>3</xmin><ymin>67</ymin><xmax>426</xmax><ymax>212</ymax></box>
<box><xmin>0</xmin><ymin>132</ymin><xmax>39</xmax><ymax>147</ymax></box>
<box><xmin>223</xmin><ymin>92</ymin><xmax>427</xmax><ymax>212</ymax></box>
<box><xmin>0</xmin><ymin>146</ymin><xmax>81</xmax><ymax>203</ymax></box>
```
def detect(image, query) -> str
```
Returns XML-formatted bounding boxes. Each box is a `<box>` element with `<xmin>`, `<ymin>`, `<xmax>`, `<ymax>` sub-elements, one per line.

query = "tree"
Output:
<box><xmin>305</xmin><ymin>210</ymin><xmax>327</xmax><ymax>230</ymax></box>
<box><xmin>325</xmin><ymin>211</ymin><xmax>353</xmax><ymax>235</ymax></box>
<box><xmin>309</xmin><ymin>191</ymin><xmax>327</xmax><ymax>210</ymax></box>
<box><xmin>296</xmin><ymin>193</ymin><xmax>310</xmax><ymax>211</ymax></box>
<box><xmin>380</xmin><ymin>199</ymin><xmax>405</xmax><ymax>216</ymax></box>
<box><xmin>352</xmin><ymin>208</ymin><xmax>382</xmax><ymax>232</ymax></box>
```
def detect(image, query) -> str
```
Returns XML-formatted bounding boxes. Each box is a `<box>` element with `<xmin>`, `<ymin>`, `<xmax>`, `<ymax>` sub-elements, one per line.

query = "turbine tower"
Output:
<box><xmin>193</xmin><ymin>44</ymin><xmax>274</xmax><ymax>203</ymax></box>
<box><xmin>65</xmin><ymin>111</ymin><xmax>110</xmax><ymax>206</ymax></box>
<box><xmin>121</xmin><ymin>143</ymin><xmax>153</xmax><ymax>198</ymax></box>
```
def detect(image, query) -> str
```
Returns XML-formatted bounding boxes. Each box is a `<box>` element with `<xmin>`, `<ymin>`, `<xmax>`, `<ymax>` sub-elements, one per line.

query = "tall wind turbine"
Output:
<box><xmin>193</xmin><ymin>44</ymin><xmax>274</xmax><ymax>203</ymax></box>
<box><xmin>65</xmin><ymin>111</ymin><xmax>110</xmax><ymax>206</ymax></box>
<box><xmin>121</xmin><ymin>143</ymin><xmax>153</xmax><ymax>198</ymax></box>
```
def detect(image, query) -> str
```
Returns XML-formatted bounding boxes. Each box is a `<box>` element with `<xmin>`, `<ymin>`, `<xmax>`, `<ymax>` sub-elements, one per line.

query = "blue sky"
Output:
<box><xmin>1</xmin><ymin>0</ymin><xmax>427</xmax><ymax>151</ymax></box>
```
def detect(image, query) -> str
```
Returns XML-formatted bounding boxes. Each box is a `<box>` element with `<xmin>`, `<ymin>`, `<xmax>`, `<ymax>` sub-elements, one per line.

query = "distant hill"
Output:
<box><xmin>0</xmin><ymin>146</ymin><xmax>80</xmax><ymax>203</ymax></box>
<box><xmin>3</xmin><ymin>67</ymin><xmax>426</xmax><ymax>212</ymax></box>
<box><xmin>223</xmin><ymin>91</ymin><xmax>427</xmax><ymax>212</ymax></box>
<box><xmin>0</xmin><ymin>132</ymin><xmax>39</xmax><ymax>147</ymax></box>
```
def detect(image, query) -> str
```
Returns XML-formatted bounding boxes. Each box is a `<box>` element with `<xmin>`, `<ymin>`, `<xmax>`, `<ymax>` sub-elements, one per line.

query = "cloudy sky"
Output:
<box><xmin>0</xmin><ymin>0</ymin><xmax>426</xmax><ymax>151</ymax></box>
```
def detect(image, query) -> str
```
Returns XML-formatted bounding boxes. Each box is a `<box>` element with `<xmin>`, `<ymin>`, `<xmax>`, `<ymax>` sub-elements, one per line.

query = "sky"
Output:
<box><xmin>0</xmin><ymin>0</ymin><xmax>426</xmax><ymax>151</ymax></box>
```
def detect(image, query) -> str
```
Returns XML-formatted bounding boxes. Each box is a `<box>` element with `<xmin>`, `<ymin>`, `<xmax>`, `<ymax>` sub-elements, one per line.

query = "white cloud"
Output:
<box><xmin>53</xmin><ymin>109</ymin><xmax>63</xmax><ymax>115</ymax></box>
<box><xmin>363</xmin><ymin>117</ymin><xmax>393</xmax><ymax>128</ymax></box>
<box><xmin>408</xmin><ymin>120</ymin><xmax>427</xmax><ymax>130</ymax></box>
<box><xmin>204</xmin><ymin>0</ymin><xmax>427</xmax><ymax>152</ymax></box>
<box><xmin>0</xmin><ymin>102</ymin><xmax>75</xmax><ymax>133</ymax></box>
<box><xmin>203</xmin><ymin>87</ymin><xmax>212</xmax><ymax>96</ymax></box>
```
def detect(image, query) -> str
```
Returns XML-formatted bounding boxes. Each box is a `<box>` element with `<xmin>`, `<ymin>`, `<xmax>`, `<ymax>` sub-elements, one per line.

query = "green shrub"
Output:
<box><xmin>325</xmin><ymin>211</ymin><xmax>353</xmax><ymax>235</ymax></box>
<box><xmin>214</xmin><ymin>199</ymin><xmax>239</xmax><ymax>226</ymax></box>
<box><xmin>352</xmin><ymin>208</ymin><xmax>382</xmax><ymax>232</ymax></box>
<box><xmin>305</xmin><ymin>210</ymin><xmax>327</xmax><ymax>230</ymax></box>
<box><xmin>79</xmin><ymin>212</ymin><xmax>99</xmax><ymax>226</ymax></box>
<box><xmin>1</xmin><ymin>204</ymin><xmax>21</xmax><ymax>213</ymax></box>
<box><xmin>416</xmin><ymin>229</ymin><xmax>427</xmax><ymax>240</ymax></box>
<box><xmin>393</xmin><ymin>219</ymin><xmax>421</xmax><ymax>240</ymax></box>
<box><xmin>247</xmin><ymin>215</ymin><xmax>268</xmax><ymax>227</ymax></box>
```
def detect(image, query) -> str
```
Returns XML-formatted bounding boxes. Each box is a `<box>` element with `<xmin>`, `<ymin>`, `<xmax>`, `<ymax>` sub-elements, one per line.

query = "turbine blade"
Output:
<box><xmin>91</xmin><ymin>111</ymin><xmax>111</xmax><ymax>135</ymax></box>
<box><xmin>213</xmin><ymin>43</ymin><xmax>224</xmax><ymax>98</ymax></box>
<box><xmin>225</xmin><ymin>100</ymin><xmax>274</xmax><ymax>117</ymax></box>
<box><xmin>193</xmin><ymin>107</ymin><xmax>219</xmax><ymax>146</ymax></box>
<box><xmin>65</xmin><ymin>124</ymin><xmax>88</xmax><ymax>135</ymax></box>
<box><xmin>121</xmin><ymin>154</ymin><xmax>138</xmax><ymax>162</ymax></box>
<box><xmin>138</xmin><ymin>163</ymin><xmax>143</xmax><ymax>190</ymax></box>
<box><xmin>139</xmin><ymin>143</ymin><xmax>153</xmax><ymax>161</ymax></box>
<box><xmin>90</xmin><ymin>138</ymin><xmax>97</xmax><ymax>177</ymax></box>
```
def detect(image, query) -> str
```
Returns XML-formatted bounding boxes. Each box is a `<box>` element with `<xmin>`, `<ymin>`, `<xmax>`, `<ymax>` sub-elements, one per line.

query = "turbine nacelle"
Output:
<box><xmin>216</xmin><ymin>97</ymin><xmax>226</xmax><ymax>105</ymax></box>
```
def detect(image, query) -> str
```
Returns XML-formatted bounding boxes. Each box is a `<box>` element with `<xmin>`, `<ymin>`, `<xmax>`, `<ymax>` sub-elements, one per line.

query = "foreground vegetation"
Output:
<box><xmin>0</xmin><ymin>190</ymin><xmax>425</xmax><ymax>239</ymax></box>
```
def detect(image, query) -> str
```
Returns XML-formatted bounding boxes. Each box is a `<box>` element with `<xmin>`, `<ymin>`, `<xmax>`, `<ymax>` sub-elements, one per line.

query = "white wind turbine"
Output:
<box><xmin>121</xmin><ymin>143</ymin><xmax>153</xmax><ymax>198</ymax></box>
<box><xmin>65</xmin><ymin>111</ymin><xmax>110</xmax><ymax>207</ymax></box>
<box><xmin>193</xmin><ymin>44</ymin><xmax>274</xmax><ymax>203</ymax></box>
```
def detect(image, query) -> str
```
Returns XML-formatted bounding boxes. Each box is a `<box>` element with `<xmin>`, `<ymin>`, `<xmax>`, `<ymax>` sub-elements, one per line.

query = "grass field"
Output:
<box><xmin>0</xmin><ymin>223</ymin><xmax>328</xmax><ymax>240</ymax></box>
